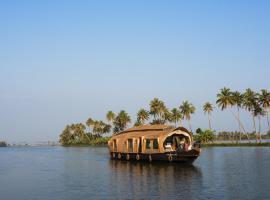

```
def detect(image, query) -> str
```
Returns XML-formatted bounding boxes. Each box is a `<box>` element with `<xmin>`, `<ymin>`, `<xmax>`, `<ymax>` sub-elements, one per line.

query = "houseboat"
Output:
<box><xmin>108</xmin><ymin>124</ymin><xmax>201</xmax><ymax>164</ymax></box>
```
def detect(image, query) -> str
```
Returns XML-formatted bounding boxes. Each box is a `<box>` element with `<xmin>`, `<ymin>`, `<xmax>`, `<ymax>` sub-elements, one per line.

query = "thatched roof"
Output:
<box><xmin>111</xmin><ymin>124</ymin><xmax>191</xmax><ymax>139</ymax></box>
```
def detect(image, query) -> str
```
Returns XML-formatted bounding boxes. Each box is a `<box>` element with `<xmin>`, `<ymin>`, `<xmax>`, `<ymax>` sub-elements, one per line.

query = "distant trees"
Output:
<box><xmin>59</xmin><ymin>87</ymin><xmax>270</xmax><ymax>145</ymax></box>
<box><xmin>0</xmin><ymin>141</ymin><xmax>7</xmax><ymax>147</ymax></box>
<box><xmin>59</xmin><ymin>123</ymin><xmax>90</xmax><ymax>145</ymax></box>
<box><xmin>216</xmin><ymin>88</ymin><xmax>249</xmax><ymax>142</ymax></box>
<box><xmin>194</xmin><ymin>128</ymin><xmax>215</xmax><ymax>144</ymax></box>
<box><xmin>215</xmin><ymin>88</ymin><xmax>270</xmax><ymax>143</ymax></box>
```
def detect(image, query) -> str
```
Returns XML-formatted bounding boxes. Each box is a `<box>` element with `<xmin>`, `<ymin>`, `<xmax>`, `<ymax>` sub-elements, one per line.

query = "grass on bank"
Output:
<box><xmin>62</xmin><ymin>137</ymin><xmax>110</xmax><ymax>147</ymax></box>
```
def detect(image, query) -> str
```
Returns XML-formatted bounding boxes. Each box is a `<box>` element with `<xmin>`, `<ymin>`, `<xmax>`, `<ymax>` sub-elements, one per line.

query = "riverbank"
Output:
<box><xmin>61</xmin><ymin>137</ymin><xmax>110</xmax><ymax>147</ymax></box>
<box><xmin>0</xmin><ymin>141</ymin><xmax>7</xmax><ymax>147</ymax></box>
<box><xmin>61</xmin><ymin>141</ymin><xmax>270</xmax><ymax>147</ymax></box>
<box><xmin>202</xmin><ymin>142</ymin><xmax>270</xmax><ymax>147</ymax></box>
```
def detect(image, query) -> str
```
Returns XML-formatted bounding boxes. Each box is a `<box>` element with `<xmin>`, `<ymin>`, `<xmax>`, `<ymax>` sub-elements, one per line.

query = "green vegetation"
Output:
<box><xmin>216</xmin><ymin>88</ymin><xmax>270</xmax><ymax>143</ymax></box>
<box><xmin>194</xmin><ymin>128</ymin><xmax>215</xmax><ymax>144</ymax></box>
<box><xmin>59</xmin><ymin>88</ymin><xmax>270</xmax><ymax>146</ymax></box>
<box><xmin>0</xmin><ymin>141</ymin><xmax>7</xmax><ymax>147</ymax></box>
<box><xmin>60</xmin><ymin>110</ymin><xmax>132</xmax><ymax>145</ymax></box>
<box><xmin>202</xmin><ymin>142</ymin><xmax>270</xmax><ymax>147</ymax></box>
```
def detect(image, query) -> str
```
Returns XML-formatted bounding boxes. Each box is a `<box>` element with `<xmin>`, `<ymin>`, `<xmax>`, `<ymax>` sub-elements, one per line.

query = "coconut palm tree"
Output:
<box><xmin>259</xmin><ymin>89</ymin><xmax>270</xmax><ymax>132</ymax></box>
<box><xmin>216</xmin><ymin>88</ymin><xmax>248</xmax><ymax>142</ymax></box>
<box><xmin>179</xmin><ymin>101</ymin><xmax>195</xmax><ymax>132</ymax></box>
<box><xmin>106</xmin><ymin>111</ymin><xmax>115</xmax><ymax>124</ymax></box>
<box><xmin>253</xmin><ymin>102</ymin><xmax>266</xmax><ymax>143</ymax></box>
<box><xmin>149</xmin><ymin>98</ymin><xmax>167</xmax><ymax>124</ymax></box>
<box><xmin>231</xmin><ymin>91</ymin><xmax>244</xmax><ymax>141</ymax></box>
<box><xmin>86</xmin><ymin>118</ymin><xmax>94</xmax><ymax>133</ymax></box>
<box><xmin>68</xmin><ymin>123</ymin><xmax>89</xmax><ymax>143</ymax></box>
<box><xmin>90</xmin><ymin>120</ymin><xmax>111</xmax><ymax>137</ymax></box>
<box><xmin>136</xmin><ymin>109</ymin><xmax>149</xmax><ymax>125</ymax></box>
<box><xmin>59</xmin><ymin>125</ymin><xmax>72</xmax><ymax>145</ymax></box>
<box><xmin>162</xmin><ymin>107</ymin><xmax>172</xmax><ymax>124</ymax></box>
<box><xmin>203</xmin><ymin>102</ymin><xmax>214</xmax><ymax>130</ymax></box>
<box><xmin>113</xmin><ymin>110</ymin><xmax>131</xmax><ymax>133</ymax></box>
<box><xmin>149</xmin><ymin>98</ymin><xmax>160</xmax><ymax>120</ymax></box>
<box><xmin>216</xmin><ymin>87</ymin><xmax>233</xmax><ymax>110</ymax></box>
<box><xmin>243</xmin><ymin>88</ymin><xmax>258</xmax><ymax>134</ymax></box>
<box><xmin>171</xmin><ymin>108</ymin><xmax>182</xmax><ymax>127</ymax></box>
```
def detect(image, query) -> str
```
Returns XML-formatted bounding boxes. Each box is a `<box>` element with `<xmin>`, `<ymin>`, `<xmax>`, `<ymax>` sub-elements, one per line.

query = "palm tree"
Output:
<box><xmin>90</xmin><ymin>120</ymin><xmax>112</xmax><ymax>137</ymax></box>
<box><xmin>59</xmin><ymin>125</ymin><xmax>72</xmax><ymax>145</ymax></box>
<box><xmin>136</xmin><ymin>109</ymin><xmax>149</xmax><ymax>125</ymax></box>
<box><xmin>179</xmin><ymin>101</ymin><xmax>195</xmax><ymax>132</ymax></box>
<box><xmin>149</xmin><ymin>98</ymin><xmax>167</xmax><ymax>124</ymax></box>
<box><xmin>259</xmin><ymin>89</ymin><xmax>270</xmax><ymax>132</ymax></box>
<box><xmin>113</xmin><ymin>110</ymin><xmax>131</xmax><ymax>133</ymax></box>
<box><xmin>216</xmin><ymin>87</ymin><xmax>233</xmax><ymax>110</ymax></box>
<box><xmin>106</xmin><ymin>111</ymin><xmax>115</xmax><ymax>124</ymax></box>
<box><xmin>203</xmin><ymin>102</ymin><xmax>214</xmax><ymax>130</ymax></box>
<box><xmin>69</xmin><ymin>123</ymin><xmax>89</xmax><ymax>143</ymax></box>
<box><xmin>231</xmin><ymin>91</ymin><xmax>244</xmax><ymax>141</ymax></box>
<box><xmin>171</xmin><ymin>108</ymin><xmax>182</xmax><ymax>127</ymax></box>
<box><xmin>162</xmin><ymin>107</ymin><xmax>172</xmax><ymax>124</ymax></box>
<box><xmin>253</xmin><ymin>102</ymin><xmax>266</xmax><ymax>143</ymax></box>
<box><xmin>149</xmin><ymin>98</ymin><xmax>160</xmax><ymax>120</ymax></box>
<box><xmin>77</xmin><ymin>123</ymin><xmax>88</xmax><ymax>142</ymax></box>
<box><xmin>217</xmin><ymin>88</ymin><xmax>249</xmax><ymax>142</ymax></box>
<box><xmin>86</xmin><ymin>118</ymin><xmax>94</xmax><ymax>133</ymax></box>
<box><xmin>243</xmin><ymin>88</ymin><xmax>258</xmax><ymax>134</ymax></box>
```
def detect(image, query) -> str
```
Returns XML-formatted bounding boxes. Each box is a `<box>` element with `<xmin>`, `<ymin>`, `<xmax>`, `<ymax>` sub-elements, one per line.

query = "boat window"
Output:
<box><xmin>134</xmin><ymin>139</ymin><xmax>137</xmax><ymax>153</ymax></box>
<box><xmin>138</xmin><ymin>138</ymin><xmax>142</xmax><ymax>153</ymax></box>
<box><xmin>128</xmin><ymin>139</ymin><xmax>133</xmax><ymax>152</ymax></box>
<box><xmin>153</xmin><ymin>139</ymin><xmax>159</xmax><ymax>149</ymax></box>
<box><xmin>113</xmin><ymin>140</ymin><xmax>117</xmax><ymax>151</ymax></box>
<box><xmin>146</xmin><ymin>139</ymin><xmax>151</xmax><ymax>149</ymax></box>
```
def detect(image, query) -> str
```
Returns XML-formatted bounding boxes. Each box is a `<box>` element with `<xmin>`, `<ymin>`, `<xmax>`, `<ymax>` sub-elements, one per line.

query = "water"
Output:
<box><xmin>0</xmin><ymin>146</ymin><xmax>270</xmax><ymax>200</ymax></box>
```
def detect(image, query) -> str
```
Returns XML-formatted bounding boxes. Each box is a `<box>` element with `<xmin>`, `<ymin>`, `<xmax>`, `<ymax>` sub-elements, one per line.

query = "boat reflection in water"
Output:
<box><xmin>109</xmin><ymin>160</ymin><xmax>202</xmax><ymax>199</ymax></box>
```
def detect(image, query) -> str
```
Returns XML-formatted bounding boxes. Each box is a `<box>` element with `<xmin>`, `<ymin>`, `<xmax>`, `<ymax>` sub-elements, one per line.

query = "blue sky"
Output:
<box><xmin>1</xmin><ymin>0</ymin><xmax>270</xmax><ymax>142</ymax></box>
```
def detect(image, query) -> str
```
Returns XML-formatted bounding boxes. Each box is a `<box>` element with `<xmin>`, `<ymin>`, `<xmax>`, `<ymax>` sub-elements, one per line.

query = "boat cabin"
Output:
<box><xmin>108</xmin><ymin>124</ymin><xmax>193</xmax><ymax>154</ymax></box>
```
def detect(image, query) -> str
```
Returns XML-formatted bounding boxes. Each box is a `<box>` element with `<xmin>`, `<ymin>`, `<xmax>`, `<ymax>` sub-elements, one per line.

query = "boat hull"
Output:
<box><xmin>109</xmin><ymin>149</ymin><xmax>201</xmax><ymax>164</ymax></box>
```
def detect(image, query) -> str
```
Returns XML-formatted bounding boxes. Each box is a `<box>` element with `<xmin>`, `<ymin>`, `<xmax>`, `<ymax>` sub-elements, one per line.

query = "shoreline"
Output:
<box><xmin>62</xmin><ymin>142</ymin><xmax>270</xmax><ymax>148</ymax></box>
<box><xmin>3</xmin><ymin>142</ymin><xmax>270</xmax><ymax>148</ymax></box>
<box><xmin>202</xmin><ymin>142</ymin><xmax>270</xmax><ymax>147</ymax></box>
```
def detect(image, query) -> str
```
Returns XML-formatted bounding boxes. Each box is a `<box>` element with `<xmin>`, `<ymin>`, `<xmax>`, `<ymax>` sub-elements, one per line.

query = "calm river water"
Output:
<box><xmin>0</xmin><ymin>146</ymin><xmax>270</xmax><ymax>200</ymax></box>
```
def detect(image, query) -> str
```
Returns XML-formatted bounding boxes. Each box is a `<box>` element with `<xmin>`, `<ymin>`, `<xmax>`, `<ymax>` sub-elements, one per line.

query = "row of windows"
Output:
<box><xmin>112</xmin><ymin>138</ymin><xmax>159</xmax><ymax>152</ymax></box>
<box><xmin>146</xmin><ymin>139</ymin><xmax>159</xmax><ymax>150</ymax></box>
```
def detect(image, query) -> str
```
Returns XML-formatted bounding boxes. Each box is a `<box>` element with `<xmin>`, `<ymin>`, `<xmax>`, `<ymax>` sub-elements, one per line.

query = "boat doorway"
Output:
<box><xmin>163</xmin><ymin>134</ymin><xmax>190</xmax><ymax>152</ymax></box>
<box><xmin>138</xmin><ymin>138</ymin><xmax>142</xmax><ymax>153</ymax></box>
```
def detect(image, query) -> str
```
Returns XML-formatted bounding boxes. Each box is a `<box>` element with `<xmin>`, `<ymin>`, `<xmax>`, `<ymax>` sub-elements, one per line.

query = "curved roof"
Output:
<box><xmin>111</xmin><ymin>124</ymin><xmax>191</xmax><ymax>140</ymax></box>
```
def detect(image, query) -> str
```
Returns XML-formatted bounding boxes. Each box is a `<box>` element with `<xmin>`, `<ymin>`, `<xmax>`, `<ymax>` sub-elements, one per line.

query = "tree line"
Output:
<box><xmin>59</xmin><ymin>88</ymin><xmax>270</xmax><ymax>145</ymax></box>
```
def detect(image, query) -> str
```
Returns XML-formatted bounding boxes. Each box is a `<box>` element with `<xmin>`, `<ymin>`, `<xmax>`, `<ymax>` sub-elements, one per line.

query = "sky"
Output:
<box><xmin>1</xmin><ymin>0</ymin><xmax>270</xmax><ymax>143</ymax></box>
